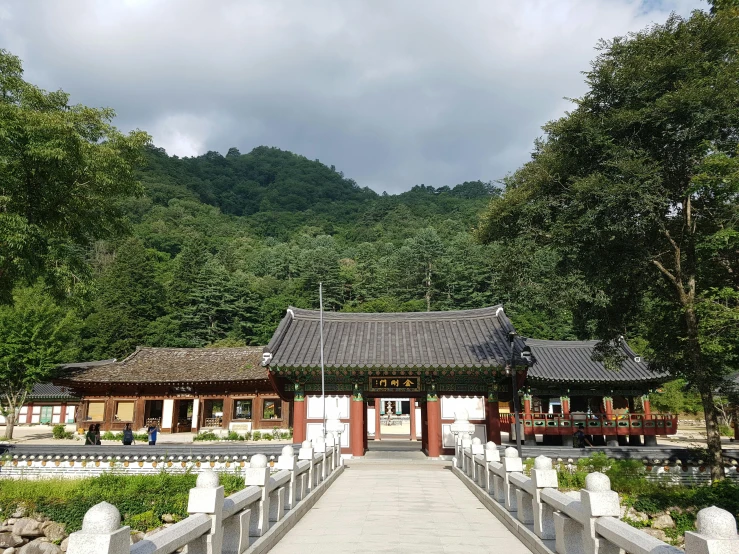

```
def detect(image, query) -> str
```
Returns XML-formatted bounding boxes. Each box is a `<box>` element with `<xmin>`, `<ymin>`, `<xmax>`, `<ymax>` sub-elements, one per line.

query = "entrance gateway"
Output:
<box><xmin>263</xmin><ymin>305</ymin><xmax>676</xmax><ymax>456</ymax></box>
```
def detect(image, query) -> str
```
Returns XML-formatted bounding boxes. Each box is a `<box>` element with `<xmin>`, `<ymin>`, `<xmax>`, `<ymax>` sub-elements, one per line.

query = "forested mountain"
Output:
<box><xmin>77</xmin><ymin>145</ymin><xmax>575</xmax><ymax>360</ymax></box>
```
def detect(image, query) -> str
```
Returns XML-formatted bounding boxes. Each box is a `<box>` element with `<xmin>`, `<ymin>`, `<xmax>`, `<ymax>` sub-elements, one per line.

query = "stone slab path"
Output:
<box><xmin>269</xmin><ymin>461</ymin><xmax>533</xmax><ymax>554</ymax></box>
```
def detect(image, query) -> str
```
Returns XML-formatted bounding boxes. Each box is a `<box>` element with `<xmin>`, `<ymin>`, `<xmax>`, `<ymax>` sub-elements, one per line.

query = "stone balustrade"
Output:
<box><xmin>455</xmin><ymin>443</ymin><xmax>739</xmax><ymax>554</ymax></box>
<box><xmin>66</xmin><ymin>437</ymin><xmax>343</xmax><ymax>554</ymax></box>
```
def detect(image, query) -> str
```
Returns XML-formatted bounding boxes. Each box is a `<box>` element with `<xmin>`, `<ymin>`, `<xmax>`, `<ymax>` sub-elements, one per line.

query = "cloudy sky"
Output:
<box><xmin>1</xmin><ymin>0</ymin><xmax>704</xmax><ymax>193</ymax></box>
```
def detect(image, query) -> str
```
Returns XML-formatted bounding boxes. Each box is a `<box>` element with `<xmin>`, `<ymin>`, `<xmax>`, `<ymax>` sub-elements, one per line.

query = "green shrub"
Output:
<box><xmin>280</xmin><ymin>431</ymin><xmax>291</xmax><ymax>440</ymax></box>
<box><xmin>226</xmin><ymin>431</ymin><xmax>240</xmax><ymax>441</ymax></box>
<box><xmin>193</xmin><ymin>431</ymin><xmax>219</xmax><ymax>442</ymax></box>
<box><xmin>272</xmin><ymin>427</ymin><xmax>280</xmax><ymax>439</ymax></box>
<box><xmin>127</xmin><ymin>510</ymin><xmax>160</xmax><ymax>532</ymax></box>
<box><xmin>0</xmin><ymin>473</ymin><xmax>244</xmax><ymax>534</ymax></box>
<box><xmin>52</xmin><ymin>425</ymin><xmax>73</xmax><ymax>440</ymax></box>
<box><xmin>252</xmin><ymin>431</ymin><xmax>261</xmax><ymax>441</ymax></box>
<box><xmin>719</xmin><ymin>424</ymin><xmax>732</xmax><ymax>437</ymax></box>
<box><xmin>242</xmin><ymin>431</ymin><xmax>252</xmax><ymax>440</ymax></box>
<box><xmin>101</xmin><ymin>431</ymin><xmax>121</xmax><ymax>441</ymax></box>
<box><xmin>264</xmin><ymin>433</ymin><xmax>273</xmax><ymax>440</ymax></box>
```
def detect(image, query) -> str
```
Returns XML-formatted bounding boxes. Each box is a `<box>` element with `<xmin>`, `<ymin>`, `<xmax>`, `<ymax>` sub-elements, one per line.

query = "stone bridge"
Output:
<box><xmin>64</xmin><ymin>431</ymin><xmax>739</xmax><ymax>554</ymax></box>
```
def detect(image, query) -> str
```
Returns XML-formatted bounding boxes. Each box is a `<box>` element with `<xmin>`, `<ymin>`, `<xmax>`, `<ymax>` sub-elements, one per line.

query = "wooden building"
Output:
<box><xmin>0</xmin><ymin>383</ymin><xmax>82</xmax><ymax>426</ymax></box>
<box><xmin>55</xmin><ymin>347</ymin><xmax>290</xmax><ymax>434</ymax></box>
<box><xmin>263</xmin><ymin>305</ymin><xmax>676</xmax><ymax>456</ymax></box>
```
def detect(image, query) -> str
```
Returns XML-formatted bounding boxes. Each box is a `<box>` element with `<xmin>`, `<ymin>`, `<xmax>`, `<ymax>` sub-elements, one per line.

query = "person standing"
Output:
<box><xmin>94</xmin><ymin>423</ymin><xmax>101</xmax><ymax>445</ymax></box>
<box><xmin>147</xmin><ymin>423</ymin><xmax>158</xmax><ymax>446</ymax></box>
<box><xmin>122</xmin><ymin>423</ymin><xmax>135</xmax><ymax>446</ymax></box>
<box><xmin>85</xmin><ymin>424</ymin><xmax>95</xmax><ymax>445</ymax></box>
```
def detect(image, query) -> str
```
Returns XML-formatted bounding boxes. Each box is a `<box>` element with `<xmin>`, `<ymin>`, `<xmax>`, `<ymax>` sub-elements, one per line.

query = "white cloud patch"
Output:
<box><xmin>0</xmin><ymin>0</ymin><xmax>705</xmax><ymax>192</ymax></box>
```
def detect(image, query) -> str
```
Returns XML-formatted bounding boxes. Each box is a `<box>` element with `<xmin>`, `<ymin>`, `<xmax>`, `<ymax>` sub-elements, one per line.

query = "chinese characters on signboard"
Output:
<box><xmin>368</xmin><ymin>376</ymin><xmax>421</xmax><ymax>392</ymax></box>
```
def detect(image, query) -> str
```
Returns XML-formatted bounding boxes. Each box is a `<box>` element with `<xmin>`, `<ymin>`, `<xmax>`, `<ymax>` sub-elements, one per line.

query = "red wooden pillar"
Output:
<box><xmin>523</xmin><ymin>396</ymin><xmax>532</xmax><ymax>418</ymax></box>
<box><xmin>426</xmin><ymin>395</ymin><xmax>442</xmax><ymax>458</ymax></box>
<box><xmin>350</xmin><ymin>391</ymin><xmax>365</xmax><ymax>457</ymax></box>
<box><xmin>292</xmin><ymin>389</ymin><xmax>307</xmax><ymax>445</ymax></box>
<box><xmin>561</xmin><ymin>396</ymin><xmax>570</xmax><ymax>416</ymax></box>
<box><xmin>409</xmin><ymin>399</ymin><xmax>417</xmax><ymax>441</ymax></box>
<box><xmin>374</xmin><ymin>398</ymin><xmax>381</xmax><ymax>441</ymax></box>
<box><xmin>642</xmin><ymin>395</ymin><xmax>652</xmax><ymax>417</ymax></box>
<box><xmin>363</xmin><ymin>402</ymin><xmax>368</xmax><ymax>452</ymax></box>
<box><xmin>24</xmin><ymin>402</ymin><xmax>33</xmax><ymax>425</ymax></box>
<box><xmin>486</xmin><ymin>400</ymin><xmax>501</xmax><ymax>444</ymax></box>
<box><xmin>603</xmin><ymin>396</ymin><xmax>614</xmax><ymax>416</ymax></box>
<box><xmin>420</xmin><ymin>402</ymin><xmax>428</xmax><ymax>452</ymax></box>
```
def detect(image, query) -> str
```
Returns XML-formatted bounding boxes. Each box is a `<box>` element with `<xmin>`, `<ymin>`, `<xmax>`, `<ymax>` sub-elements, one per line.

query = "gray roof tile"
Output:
<box><xmin>525</xmin><ymin>339</ymin><xmax>666</xmax><ymax>384</ymax></box>
<box><xmin>265</xmin><ymin>306</ymin><xmax>525</xmax><ymax>369</ymax></box>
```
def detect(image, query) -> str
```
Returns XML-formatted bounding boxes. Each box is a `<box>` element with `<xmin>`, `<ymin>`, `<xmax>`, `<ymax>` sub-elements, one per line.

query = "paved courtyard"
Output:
<box><xmin>270</xmin><ymin>460</ymin><xmax>533</xmax><ymax>554</ymax></box>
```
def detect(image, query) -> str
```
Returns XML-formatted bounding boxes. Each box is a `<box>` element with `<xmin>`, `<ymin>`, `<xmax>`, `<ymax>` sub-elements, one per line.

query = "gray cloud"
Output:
<box><xmin>0</xmin><ymin>0</ymin><xmax>703</xmax><ymax>193</ymax></box>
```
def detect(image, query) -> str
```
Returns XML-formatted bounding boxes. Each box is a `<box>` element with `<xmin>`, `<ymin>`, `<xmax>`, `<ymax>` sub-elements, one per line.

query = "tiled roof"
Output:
<box><xmin>29</xmin><ymin>383</ymin><xmax>79</xmax><ymax>400</ymax></box>
<box><xmin>58</xmin><ymin>347</ymin><xmax>267</xmax><ymax>384</ymax></box>
<box><xmin>525</xmin><ymin>339</ymin><xmax>666</xmax><ymax>384</ymax></box>
<box><xmin>265</xmin><ymin>306</ymin><xmax>526</xmax><ymax>369</ymax></box>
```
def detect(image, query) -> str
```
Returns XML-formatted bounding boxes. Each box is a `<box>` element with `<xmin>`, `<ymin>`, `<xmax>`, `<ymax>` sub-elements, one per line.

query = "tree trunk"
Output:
<box><xmin>684</xmin><ymin>304</ymin><xmax>725</xmax><ymax>480</ymax></box>
<box><xmin>699</xmin><ymin>387</ymin><xmax>725</xmax><ymax>481</ymax></box>
<box><xmin>3</xmin><ymin>412</ymin><xmax>16</xmax><ymax>440</ymax></box>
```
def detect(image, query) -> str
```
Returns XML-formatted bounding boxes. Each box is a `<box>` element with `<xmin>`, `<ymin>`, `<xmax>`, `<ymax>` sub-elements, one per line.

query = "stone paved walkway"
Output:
<box><xmin>269</xmin><ymin>461</ymin><xmax>533</xmax><ymax>554</ymax></box>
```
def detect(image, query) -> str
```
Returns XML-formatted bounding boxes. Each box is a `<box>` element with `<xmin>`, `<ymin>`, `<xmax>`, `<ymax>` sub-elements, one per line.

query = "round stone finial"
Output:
<box><xmin>250</xmin><ymin>454</ymin><xmax>268</xmax><ymax>468</ymax></box>
<box><xmin>472</xmin><ymin>437</ymin><xmax>482</xmax><ymax>445</ymax></box>
<box><xmin>534</xmin><ymin>455</ymin><xmax>552</xmax><ymax>470</ymax></box>
<box><xmin>196</xmin><ymin>470</ymin><xmax>220</xmax><ymax>489</ymax></box>
<box><xmin>281</xmin><ymin>445</ymin><xmax>295</xmax><ymax>457</ymax></box>
<box><xmin>504</xmin><ymin>447</ymin><xmax>519</xmax><ymax>458</ymax></box>
<box><xmin>585</xmin><ymin>472</ymin><xmax>611</xmax><ymax>492</ymax></box>
<box><xmin>301</xmin><ymin>440</ymin><xmax>312</xmax><ymax>448</ymax></box>
<box><xmin>81</xmin><ymin>501</ymin><xmax>121</xmax><ymax>533</ymax></box>
<box><xmin>485</xmin><ymin>441</ymin><xmax>497</xmax><ymax>449</ymax></box>
<box><xmin>695</xmin><ymin>507</ymin><xmax>738</xmax><ymax>539</ymax></box>
<box><xmin>454</xmin><ymin>409</ymin><xmax>469</xmax><ymax>422</ymax></box>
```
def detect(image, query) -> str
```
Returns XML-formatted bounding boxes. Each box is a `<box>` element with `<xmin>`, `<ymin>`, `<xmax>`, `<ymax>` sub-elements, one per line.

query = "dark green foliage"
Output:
<box><xmin>52</xmin><ymin>425</ymin><xmax>73</xmax><ymax>440</ymax></box>
<box><xmin>0</xmin><ymin>472</ymin><xmax>243</xmax><ymax>533</ymax></box>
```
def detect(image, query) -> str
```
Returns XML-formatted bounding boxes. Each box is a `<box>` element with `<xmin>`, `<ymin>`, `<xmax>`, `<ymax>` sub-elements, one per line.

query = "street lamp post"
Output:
<box><xmin>508</xmin><ymin>331</ymin><xmax>532</xmax><ymax>458</ymax></box>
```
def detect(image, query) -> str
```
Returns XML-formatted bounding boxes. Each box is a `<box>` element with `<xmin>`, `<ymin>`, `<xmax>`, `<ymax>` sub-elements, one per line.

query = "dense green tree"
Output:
<box><xmin>0</xmin><ymin>286</ymin><xmax>80</xmax><ymax>438</ymax></box>
<box><xmin>0</xmin><ymin>50</ymin><xmax>149</xmax><ymax>302</ymax></box>
<box><xmin>477</xmin><ymin>8</ymin><xmax>739</xmax><ymax>478</ymax></box>
<box><xmin>82</xmin><ymin>238</ymin><xmax>165</xmax><ymax>359</ymax></box>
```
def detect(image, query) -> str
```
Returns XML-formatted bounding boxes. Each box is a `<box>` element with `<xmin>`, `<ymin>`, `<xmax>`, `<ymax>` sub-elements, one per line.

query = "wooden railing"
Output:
<box><xmin>499</xmin><ymin>412</ymin><xmax>678</xmax><ymax>436</ymax></box>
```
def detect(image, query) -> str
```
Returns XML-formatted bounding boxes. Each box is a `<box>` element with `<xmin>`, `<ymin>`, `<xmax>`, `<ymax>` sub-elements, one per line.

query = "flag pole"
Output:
<box><xmin>320</xmin><ymin>282</ymin><xmax>326</xmax><ymax>438</ymax></box>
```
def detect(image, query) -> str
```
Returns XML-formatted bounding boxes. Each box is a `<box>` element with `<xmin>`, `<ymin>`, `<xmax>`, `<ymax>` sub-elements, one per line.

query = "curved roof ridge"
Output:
<box><xmin>288</xmin><ymin>304</ymin><xmax>505</xmax><ymax>322</ymax></box>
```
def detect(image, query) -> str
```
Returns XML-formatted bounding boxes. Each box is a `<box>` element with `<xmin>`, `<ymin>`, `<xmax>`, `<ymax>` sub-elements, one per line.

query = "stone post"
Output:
<box><xmin>531</xmin><ymin>455</ymin><xmax>558</xmax><ymax>540</ymax></box>
<box><xmin>502</xmin><ymin>446</ymin><xmax>523</xmax><ymax>512</ymax></box>
<box><xmin>451</xmin><ymin>409</ymin><xmax>474</xmax><ymax>468</ymax></box>
<box><xmin>684</xmin><ymin>506</ymin><xmax>739</xmax><ymax>554</ymax></box>
<box><xmin>484</xmin><ymin>441</ymin><xmax>500</xmax><ymax>494</ymax></box>
<box><xmin>277</xmin><ymin>445</ymin><xmax>297</xmax><ymax>509</ymax></box>
<box><xmin>314</xmin><ymin>435</ymin><xmax>327</xmax><ymax>482</ymax></box>
<box><xmin>298</xmin><ymin>440</ymin><xmax>315</xmax><ymax>491</ymax></box>
<box><xmin>245</xmin><ymin>454</ymin><xmax>271</xmax><ymax>538</ymax></box>
<box><xmin>185</xmin><ymin>470</ymin><xmax>224</xmax><ymax>554</ymax></box>
<box><xmin>66</xmin><ymin>502</ymin><xmax>130</xmax><ymax>554</ymax></box>
<box><xmin>471</xmin><ymin>437</ymin><xmax>484</xmax><ymax>483</ymax></box>
<box><xmin>325</xmin><ymin>432</ymin><xmax>337</xmax><ymax>470</ymax></box>
<box><xmin>580</xmin><ymin>472</ymin><xmax>621</xmax><ymax>554</ymax></box>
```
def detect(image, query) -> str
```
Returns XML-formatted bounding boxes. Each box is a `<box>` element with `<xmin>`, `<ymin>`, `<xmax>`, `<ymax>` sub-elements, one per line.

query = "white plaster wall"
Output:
<box><xmin>415</xmin><ymin>407</ymin><xmax>422</xmax><ymax>438</ymax></box>
<box><xmin>191</xmin><ymin>399</ymin><xmax>199</xmax><ymax>429</ymax></box>
<box><xmin>441</xmin><ymin>396</ymin><xmax>485</xmax><ymax>420</ymax></box>
<box><xmin>367</xmin><ymin>407</ymin><xmax>376</xmax><ymax>435</ymax></box>
<box><xmin>306</xmin><ymin>395</ymin><xmax>349</xmax><ymax>419</ymax></box>
<box><xmin>162</xmin><ymin>399</ymin><xmax>174</xmax><ymax>429</ymax></box>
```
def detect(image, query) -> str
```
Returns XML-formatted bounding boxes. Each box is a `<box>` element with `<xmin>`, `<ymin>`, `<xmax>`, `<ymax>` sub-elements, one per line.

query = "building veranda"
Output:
<box><xmin>263</xmin><ymin>305</ymin><xmax>676</xmax><ymax>456</ymax></box>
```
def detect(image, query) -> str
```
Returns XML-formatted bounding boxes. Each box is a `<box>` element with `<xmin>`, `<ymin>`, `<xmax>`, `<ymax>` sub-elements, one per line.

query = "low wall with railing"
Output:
<box><xmin>453</xmin><ymin>440</ymin><xmax>739</xmax><ymax>554</ymax></box>
<box><xmin>500</xmin><ymin>413</ymin><xmax>679</xmax><ymax>440</ymax></box>
<box><xmin>0</xmin><ymin>452</ymin><xmax>276</xmax><ymax>479</ymax></box>
<box><xmin>65</xmin><ymin>436</ymin><xmax>343</xmax><ymax>554</ymax></box>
